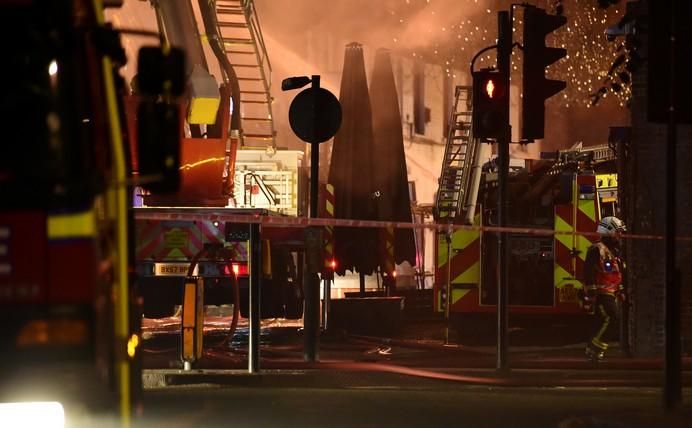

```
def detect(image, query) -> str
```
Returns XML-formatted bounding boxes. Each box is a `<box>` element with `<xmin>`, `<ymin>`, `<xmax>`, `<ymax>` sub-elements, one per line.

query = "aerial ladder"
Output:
<box><xmin>215</xmin><ymin>0</ymin><xmax>276</xmax><ymax>150</ymax></box>
<box><xmin>435</xmin><ymin>86</ymin><xmax>484</xmax><ymax>224</ymax></box>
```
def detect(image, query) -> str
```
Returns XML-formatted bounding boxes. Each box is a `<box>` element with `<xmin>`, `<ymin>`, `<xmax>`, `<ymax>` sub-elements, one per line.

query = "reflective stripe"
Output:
<box><xmin>554</xmin><ymin>264</ymin><xmax>574</xmax><ymax>289</ymax></box>
<box><xmin>554</xmin><ymin>174</ymin><xmax>599</xmax><ymax>291</ymax></box>
<box><xmin>592</xmin><ymin>303</ymin><xmax>611</xmax><ymax>349</ymax></box>
<box><xmin>453</xmin><ymin>260</ymin><xmax>480</xmax><ymax>285</ymax></box>
<box><xmin>436</xmin><ymin>214</ymin><xmax>481</xmax><ymax>312</ymax></box>
<box><xmin>554</xmin><ymin>215</ymin><xmax>573</xmax><ymax>250</ymax></box>
<box><xmin>596</xmin><ymin>173</ymin><xmax>617</xmax><ymax>189</ymax></box>
<box><xmin>451</xmin><ymin>288</ymin><xmax>471</xmax><ymax>305</ymax></box>
<box><xmin>47</xmin><ymin>210</ymin><xmax>96</xmax><ymax>239</ymax></box>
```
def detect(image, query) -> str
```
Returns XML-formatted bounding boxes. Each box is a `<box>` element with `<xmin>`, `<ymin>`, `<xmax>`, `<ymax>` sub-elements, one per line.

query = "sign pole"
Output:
<box><xmin>304</xmin><ymin>75</ymin><xmax>321</xmax><ymax>363</ymax></box>
<box><xmin>282</xmin><ymin>73</ymin><xmax>342</xmax><ymax>364</ymax></box>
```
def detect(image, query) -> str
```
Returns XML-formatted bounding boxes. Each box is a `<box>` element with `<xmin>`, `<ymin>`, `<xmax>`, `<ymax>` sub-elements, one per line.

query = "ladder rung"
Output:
<box><xmin>217</xmin><ymin>8</ymin><xmax>244</xmax><ymax>15</ymax></box>
<box><xmin>218</xmin><ymin>22</ymin><xmax>249</xmax><ymax>28</ymax></box>
<box><xmin>240</xmin><ymin>90</ymin><xmax>268</xmax><ymax>95</ymax></box>
<box><xmin>227</xmin><ymin>50</ymin><xmax>255</xmax><ymax>55</ymax></box>
<box><xmin>244</xmin><ymin>133</ymin><xmax>274</xmax><ymax>139</ymax></box>
<box><xmin>242</xmin><ymin>116</ymin><xmax>272</xmax><ymax>122</ymax></box>
<box><xmin>243</xmin><ymin>100</ymin><xmax>269</xmax><ymax>104</ymax></box>
<box><xmin>223</xmin><ymin>38</ymin><xmax>254</xmax><ymax>45</ymax></box>
<box><xmin>237</xmin><ymin>77</ymin><xmax>263</xmax><ymax>81</ymax></box>
<box><xmin>242</xmin><ymin>116</ymin><xmax>271</xmax><ymax>122</ymax></box>
<box><xmin>233</xmin><ymin>64</ymin><xmax>260</xmax><ymax>68</ymax></box>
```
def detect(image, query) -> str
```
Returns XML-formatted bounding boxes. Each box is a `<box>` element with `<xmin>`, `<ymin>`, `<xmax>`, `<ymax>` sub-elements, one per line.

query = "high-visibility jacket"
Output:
<box><xmin>584</xmin><ymin>241</ymin><xmax>623</xmax><ymax>295</ymax></box>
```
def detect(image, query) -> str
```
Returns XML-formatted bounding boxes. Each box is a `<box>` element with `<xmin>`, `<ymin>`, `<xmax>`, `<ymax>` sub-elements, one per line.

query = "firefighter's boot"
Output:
<box><xmin>585</xmin><ymin>345</ymin><xmax>605</xmax><ymax>363</ymax></box>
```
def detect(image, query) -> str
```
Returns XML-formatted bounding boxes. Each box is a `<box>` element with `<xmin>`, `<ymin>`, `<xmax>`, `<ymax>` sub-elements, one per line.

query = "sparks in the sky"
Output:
<box><xmin>385</xmin><ymin>0</ymin><xmax>628</xmax><ymax>109</ymax></box>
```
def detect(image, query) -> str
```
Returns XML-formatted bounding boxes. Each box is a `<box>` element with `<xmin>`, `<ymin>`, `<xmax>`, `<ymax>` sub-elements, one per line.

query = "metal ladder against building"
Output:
<box><xmin>215</xmin><ymin>0</ymin><xmax>275</xmax><ymax>149</ymax></box>
<box><xmin>435</xmin><ymin>86</ymin><xmax>477</xmax><ymax>221</ymax></box>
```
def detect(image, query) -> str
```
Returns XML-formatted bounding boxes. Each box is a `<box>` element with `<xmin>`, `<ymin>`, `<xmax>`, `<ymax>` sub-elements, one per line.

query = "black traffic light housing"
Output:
<box><xmin>472</xmin><ymin>69</ymin><xmax>508</xmax><ymax>140</ymax></box>
<box><xmin>136</xmin><ymin>46</ymin><xmax>185</xmax><ymax>194</ymax></box>
<box><xmin>522</xmin><ymin>6</ymin><xmax>567</xmax><ymax>140</ymax></box>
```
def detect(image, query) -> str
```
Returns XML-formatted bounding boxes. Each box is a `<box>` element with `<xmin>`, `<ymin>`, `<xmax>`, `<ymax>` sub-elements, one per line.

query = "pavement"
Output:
<box><xmin>131</xmin><ymin>316</ymin><xmax>692</xmax><ymax>428</ymax></box>
<box><xmin>141</xmin><ymin>316</ymin><xmax>692</xmax><ymax>387</ymax></box>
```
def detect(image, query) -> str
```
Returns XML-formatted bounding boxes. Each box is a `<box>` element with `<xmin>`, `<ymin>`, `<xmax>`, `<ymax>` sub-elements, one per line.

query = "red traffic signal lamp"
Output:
<box><xmin>522</xmin><ymin>6</ymin><xmax>567</xmax><ymax>140</ymax></box>
<box><xmin>472</xmin><ymin>69</ymin><xmax>508</xmax><ymax>140</ymax></box>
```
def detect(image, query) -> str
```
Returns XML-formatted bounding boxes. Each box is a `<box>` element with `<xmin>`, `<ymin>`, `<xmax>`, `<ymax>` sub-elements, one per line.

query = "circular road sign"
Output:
<box><xmin>288</xmin><ymin>87</ymin><xmax>342</xmax><ymax>144</ymax></box>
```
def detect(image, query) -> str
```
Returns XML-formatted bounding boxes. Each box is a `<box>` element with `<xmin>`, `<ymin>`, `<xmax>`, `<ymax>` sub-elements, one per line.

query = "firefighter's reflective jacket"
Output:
<box><xmin>583</xmin><ymin>241</ymin><xmax>624</xmax><ymax>295</ymax></box>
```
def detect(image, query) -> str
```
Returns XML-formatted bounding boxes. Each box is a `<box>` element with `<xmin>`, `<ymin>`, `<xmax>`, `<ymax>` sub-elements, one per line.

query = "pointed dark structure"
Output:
<box><xmin>370</xmin><ymin>48</ymin><xmax>416</xmax><ymax>266</ymax></box>
<box><xmin>328</xmin><ymin>42</ymin><xmax>379</xmax><ymax>276</ymax></box>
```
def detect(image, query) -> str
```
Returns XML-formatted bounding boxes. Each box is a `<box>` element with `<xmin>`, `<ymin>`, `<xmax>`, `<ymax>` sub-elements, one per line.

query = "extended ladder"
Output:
<box><xmin>215</xmin><ymin>0</ymin><xmax>275</xmax><ymax>149</ymax></box>
<box><xmin>435</xmin><ymin>86</ymin><xmax>478</xmax><ymax>221</ymax></box>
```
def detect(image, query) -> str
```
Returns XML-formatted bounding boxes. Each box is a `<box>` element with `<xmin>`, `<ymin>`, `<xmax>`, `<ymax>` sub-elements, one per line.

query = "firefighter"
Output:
<box><xmin>583</xmin><ymin>216</ymin><xmax>626</xmax><ymax>362</ymax></box>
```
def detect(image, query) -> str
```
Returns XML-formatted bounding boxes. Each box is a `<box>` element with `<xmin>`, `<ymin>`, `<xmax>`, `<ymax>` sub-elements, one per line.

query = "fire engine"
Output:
<box><xmin>127</xmin><ymin>0</ymin><xmax>307</xmax><ymax>321</ymax></box>
<box><xmin>434</xmin><ymin>87</ymin><xmax>619</xmax><ymax>329</ymax></box>
<box><xmin>0</xmin><ymin>0</ymin><xmax>173</xmax><ymax>423</ymax></box>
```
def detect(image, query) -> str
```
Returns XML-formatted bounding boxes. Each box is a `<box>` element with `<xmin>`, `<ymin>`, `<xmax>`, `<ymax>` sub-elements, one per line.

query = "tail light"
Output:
<box><xmin>225</xmin><ymin>262</ymin><xmax>249</xmax><ymax>277</ymax></box>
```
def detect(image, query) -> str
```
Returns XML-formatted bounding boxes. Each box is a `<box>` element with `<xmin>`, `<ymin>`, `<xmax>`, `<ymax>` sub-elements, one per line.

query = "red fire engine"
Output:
<box><xmin>0</xmin><ymin>0</ymin><xmax>175</xmax><ymax>423</ymax></box>
<box><xmin>435</xmin><ymin>130</ymin><xmax>619</xmax><ymax>329</ymax></box>
<box><xmin>125</xmin><ymin>0</ymin><xmax>306</xmax><ymax>323</ymax></box>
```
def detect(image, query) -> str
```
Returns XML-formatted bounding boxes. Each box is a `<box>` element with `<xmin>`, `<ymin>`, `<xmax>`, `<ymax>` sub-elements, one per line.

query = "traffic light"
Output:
<box><xmin>136</xmin><ymin>46</ymin><xmax>185</xmax><ymax>193</ymax></box>
<box><xmin>472</xmin><ymin>69</ymin><xmax>508</xmax><ymax>140</ymax></box>
<box><xmin>522</xmin><ymin>6</ymin><xmax>567</xmax><ymax>140</ymax></box>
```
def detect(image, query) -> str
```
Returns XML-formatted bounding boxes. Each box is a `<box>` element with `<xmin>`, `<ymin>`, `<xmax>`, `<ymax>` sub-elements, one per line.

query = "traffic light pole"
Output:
<box><xmin>496</xmin><ymin>10</ymin><xmax>511</xmax><ymax>374</ymax></box>
<box><xmin>664</xmin><ymin>2</ymin><xmax>681</xmax><ymax>410</ymax></box>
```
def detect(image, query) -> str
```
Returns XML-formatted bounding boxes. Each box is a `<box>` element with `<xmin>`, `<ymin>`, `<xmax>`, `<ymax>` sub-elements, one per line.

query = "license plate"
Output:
<box><xmin>154</xmin><ymin>263</ymin><xmax>197</xmax><ymax>276</ymax></box>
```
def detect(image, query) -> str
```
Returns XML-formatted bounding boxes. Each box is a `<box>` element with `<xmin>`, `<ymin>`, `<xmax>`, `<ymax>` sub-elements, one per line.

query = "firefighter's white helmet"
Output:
<box><xmin>597</xmin><ymin>216</ymin><xmax>626</xmax><ymax>235</ymax></box>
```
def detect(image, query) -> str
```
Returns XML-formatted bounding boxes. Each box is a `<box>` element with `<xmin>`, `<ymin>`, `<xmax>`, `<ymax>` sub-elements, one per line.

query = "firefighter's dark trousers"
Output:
<box><xmin>588</xmin><ymin>293</ymin><xmax>619</xmax><ymax>356</ymax></box>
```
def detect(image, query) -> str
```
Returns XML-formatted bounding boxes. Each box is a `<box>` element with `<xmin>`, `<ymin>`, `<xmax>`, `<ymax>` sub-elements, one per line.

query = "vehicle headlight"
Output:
<box><xmin>0</xmin><ymin>402</ymin><xmax>65</xmax><ymax>428</ymax></box>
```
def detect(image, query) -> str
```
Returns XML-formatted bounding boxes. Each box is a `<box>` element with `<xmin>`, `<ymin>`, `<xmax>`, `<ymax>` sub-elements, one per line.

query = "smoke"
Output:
<box><xmin>108</xmin><ymin>0</ymin><xmax>628</xmax><ymax>153</ymax></box>
<box><xmin>256</xmin><ymin>0</ymin><xmax>493</xmax><ymax>149</ymax></box>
